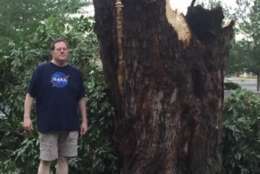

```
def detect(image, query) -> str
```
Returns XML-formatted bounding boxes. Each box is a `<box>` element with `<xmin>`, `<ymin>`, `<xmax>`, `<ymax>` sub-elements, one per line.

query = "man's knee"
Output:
<box><xmin>38</xmin><ymin>160</ymin><xmax>51</xmax><ymax>174</ymax></box>
<box><xmin>40</xmin><ymin>160</ymin><xmax>51</xmax><ymax>167</ymax></box>
<box><xmin>57</xmin><ymin>157</ymin><xmax>69</xmax><ymax>173</ymax></box>
<box><xmin>57</xmin><ymin>157</ymin><xmax>68</xmax><ymax>166</ymax></box>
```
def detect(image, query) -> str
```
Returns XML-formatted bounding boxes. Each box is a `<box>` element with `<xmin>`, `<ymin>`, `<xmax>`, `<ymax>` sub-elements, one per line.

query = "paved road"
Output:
<box><xmin>225</xmin><ymin>77</ymin><xmax>258</xmax><ymax>92</ymax></box>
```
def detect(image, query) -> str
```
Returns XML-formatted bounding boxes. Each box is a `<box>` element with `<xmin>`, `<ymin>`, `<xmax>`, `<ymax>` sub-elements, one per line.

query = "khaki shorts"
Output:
<box><xmin>39</xmin><ymin>131</ymin><xmax>79</xmax><ymax>161</ymax></box>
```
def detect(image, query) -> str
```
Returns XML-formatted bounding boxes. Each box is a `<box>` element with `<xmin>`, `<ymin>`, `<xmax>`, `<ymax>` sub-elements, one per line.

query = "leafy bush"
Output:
<box><xmin>224</xmin><ymin>81</ymin><xmax>241</xmax><ymax>90</ymax></box>
<box><xmin>223</xmin><ymin>89</ymin><xmax>260</xmax><ymax>174</ymax></box>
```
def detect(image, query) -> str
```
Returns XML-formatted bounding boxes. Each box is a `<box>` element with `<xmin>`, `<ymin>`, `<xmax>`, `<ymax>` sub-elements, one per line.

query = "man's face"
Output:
<box><xmin>51</xmin><ymin>41</ymin><xmax>69</xmax><ymax>63</ymax></box>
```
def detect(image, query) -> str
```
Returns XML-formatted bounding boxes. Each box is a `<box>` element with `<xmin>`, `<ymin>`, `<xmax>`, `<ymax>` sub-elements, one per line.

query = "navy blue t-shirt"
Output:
<box><xmin>28</xmin><ymin>62</ymin><xmax>85</xmax><ymax>133</ymax></box>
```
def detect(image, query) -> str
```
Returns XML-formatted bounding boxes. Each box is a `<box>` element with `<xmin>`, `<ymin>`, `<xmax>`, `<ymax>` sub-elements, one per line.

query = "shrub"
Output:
<box><xmin>223</xmin><ymin>89</ymin><xmax>260</xmax><ymax>174</ymax></box>
<box><xmin>224</xmin><ymin>82</ymin><xmax>241</xmax><ymax>90</ymax></box>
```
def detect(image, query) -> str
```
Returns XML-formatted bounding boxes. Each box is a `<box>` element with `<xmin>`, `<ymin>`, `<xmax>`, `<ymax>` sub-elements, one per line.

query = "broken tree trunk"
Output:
<box><xmin>93</xmin><ymin>0</ymin><xmax>234</xmax><ymax>174</ymax></box>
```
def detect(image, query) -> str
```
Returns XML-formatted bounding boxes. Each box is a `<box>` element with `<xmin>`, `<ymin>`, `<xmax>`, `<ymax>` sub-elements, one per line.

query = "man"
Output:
<box><xmin>23</xmin><ymin>38</ymin><xmax>88</xmax><ymax>174</ymax></box>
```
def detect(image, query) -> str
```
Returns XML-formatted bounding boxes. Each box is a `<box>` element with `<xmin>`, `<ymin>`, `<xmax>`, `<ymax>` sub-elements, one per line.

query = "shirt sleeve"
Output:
<box><xmin>27</xmin><ymin>67</ymin><xmax>40</xmax><ymax>98</ymax></box>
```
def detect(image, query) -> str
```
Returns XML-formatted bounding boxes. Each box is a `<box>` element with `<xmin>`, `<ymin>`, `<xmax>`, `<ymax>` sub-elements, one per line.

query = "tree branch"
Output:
<box><xmin>190</xmin><ymin>0</ymin><xmax>196</xmax><ymax>7</ymax></box>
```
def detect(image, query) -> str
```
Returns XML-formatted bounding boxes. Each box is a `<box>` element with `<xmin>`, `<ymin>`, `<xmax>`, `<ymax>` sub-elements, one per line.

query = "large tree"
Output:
<box><xmin>93</xmin><ymin>0</ymin><xmax>234</xmax><ymax>173</ymax></box>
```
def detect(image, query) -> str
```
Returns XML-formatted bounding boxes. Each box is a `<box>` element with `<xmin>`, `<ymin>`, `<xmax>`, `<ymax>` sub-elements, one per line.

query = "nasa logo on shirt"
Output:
<box><xmin>51</xmin><ymin>72</ymin><xmax>69</xmax><ymax>88</ymax></box>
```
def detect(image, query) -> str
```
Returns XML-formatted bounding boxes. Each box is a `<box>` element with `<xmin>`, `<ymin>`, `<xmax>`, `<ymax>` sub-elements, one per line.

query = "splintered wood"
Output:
<box><xmin>165</xmin><ymin>0</ymin><xmax>191</xmax><ymax>47</ymax></box>
<box><xmin>115</xmin><ymin>0</ymin><xmax>125</xmax><ymax>96</ymax></box>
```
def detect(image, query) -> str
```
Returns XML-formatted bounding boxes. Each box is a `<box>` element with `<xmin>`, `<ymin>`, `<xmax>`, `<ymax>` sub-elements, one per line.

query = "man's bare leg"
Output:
<box><xmin>56</xmin><ymin>157</ymin><xmax>68</xmax><ymax>174</ymax></box>
<box><xmin>38</xmin><ymin>160</ymin><xmax>51</xmax><ymax>174</ymax></box>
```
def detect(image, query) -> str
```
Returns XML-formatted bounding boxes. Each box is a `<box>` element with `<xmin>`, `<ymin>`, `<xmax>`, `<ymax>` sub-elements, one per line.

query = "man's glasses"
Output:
<box><xmin>55</xmin><ymin>48</ymin><xmax>68</xmax><ymax>52</ymax></box>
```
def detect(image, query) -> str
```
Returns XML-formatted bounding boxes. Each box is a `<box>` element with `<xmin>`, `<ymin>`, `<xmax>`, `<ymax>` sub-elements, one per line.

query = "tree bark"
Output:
<box><xmin>93</xmin><ymin>0</ymin><xmax>234</xmax><ymax>174</ymax></box>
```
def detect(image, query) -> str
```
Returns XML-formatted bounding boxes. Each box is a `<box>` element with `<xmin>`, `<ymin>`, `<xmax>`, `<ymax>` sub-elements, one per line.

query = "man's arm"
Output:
<box><xmin>23</xmin><ymin>93</ymin><xmax>33</xmax><ymax>131</ymax></box>
<box><xmin>79</xmin><ymin>97</ymin><xmax>88</xmax><ymax>136</ymax></box>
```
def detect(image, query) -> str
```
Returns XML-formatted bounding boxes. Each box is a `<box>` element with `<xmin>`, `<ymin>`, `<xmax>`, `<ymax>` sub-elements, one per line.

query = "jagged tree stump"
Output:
<box><xmin>93</xmin><ymin>0</ymin><xmax>234</xmax><ymax>173</ymax></box>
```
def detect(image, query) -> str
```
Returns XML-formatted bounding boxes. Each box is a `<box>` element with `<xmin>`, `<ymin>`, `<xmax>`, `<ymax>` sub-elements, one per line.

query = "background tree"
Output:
<box><xmin>241</xmin><ymin>0</ymin><xmax>260</xmax><ymax>90</ymax></box>
<box><xmin>0</xmin><ymin>0</ymin><xmax>84</xmax><ymax>47</ymax></box>
<box><xmin>226</xmin><ymin>40</ymin><xmax>249</xmax><ymax>75</ymax></box>
<box><xmin>93</xmin><ymin>0</ymin><xmax>234</xmax><ymax>173</ymax></box>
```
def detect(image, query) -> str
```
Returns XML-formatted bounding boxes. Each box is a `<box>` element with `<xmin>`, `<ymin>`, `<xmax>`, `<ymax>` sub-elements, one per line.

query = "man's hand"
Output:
<box><xmin>79</xmin><ymin>97</ymin><xmax>88</xmax><ymax>136</ymax></box>
<box><xmin>80</xmin><ymin>121</ymin><xmax>88</xmax><ymax>136</ymax></box>
<box><xmin>23</xmin><ymin>117</ymin><xmax>33</xmax><ymax>132</ymax></box>
<box><xmin>23</xmin><ymin>93</ymin><xmax>33</xmax><ymax>132</ymax></box>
